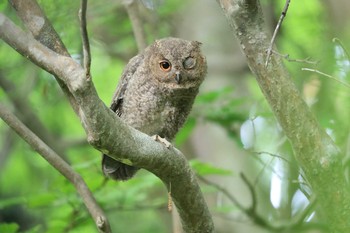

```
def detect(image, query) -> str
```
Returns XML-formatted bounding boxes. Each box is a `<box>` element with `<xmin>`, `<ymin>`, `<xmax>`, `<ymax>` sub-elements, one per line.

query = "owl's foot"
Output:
<box><xmin>152</xmin><ymin>135</ymin><xmax>172</xmax><ymax>148</ymax></box>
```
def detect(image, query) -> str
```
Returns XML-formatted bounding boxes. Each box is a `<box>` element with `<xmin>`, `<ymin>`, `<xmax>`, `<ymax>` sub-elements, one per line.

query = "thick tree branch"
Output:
<box><xmin>9</xmin><ymin>0</ymin><xmax>80</xmax><ymax>114</ymax></box>
<box><xmin>0</xmin><ymin>12</ymin><xmax>214</xmax><ymax>233</ymax></box>
<box><xmin>9</xmin><ymin>0</ymin><xmax>69</xmax><ymax>55</ymax></box>
<box><xmin>216</xmin><ymin>0</ymin><xmax>350</xmax><ymax>232</ymax></box>
<box><xmin>0</xmin><ymin>104</ymin><xmax>111</xmax><ymax>233</ymax></box>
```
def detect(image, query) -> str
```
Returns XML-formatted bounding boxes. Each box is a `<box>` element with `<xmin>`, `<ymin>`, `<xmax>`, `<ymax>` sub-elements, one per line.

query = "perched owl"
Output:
<box><xmin>102</xmin><ymin>37</ymin><xmax>207</xmax><ymax>181</ymax></box>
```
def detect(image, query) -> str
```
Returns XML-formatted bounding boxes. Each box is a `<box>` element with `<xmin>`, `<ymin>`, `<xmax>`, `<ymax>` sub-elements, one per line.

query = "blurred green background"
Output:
<box><xmin>1</xmin><ymin>0</ymin><xmax>350</xmax><ymax>232</ymax></box>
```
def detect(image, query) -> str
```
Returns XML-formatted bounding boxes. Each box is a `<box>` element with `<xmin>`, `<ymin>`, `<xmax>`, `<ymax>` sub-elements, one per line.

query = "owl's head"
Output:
<box><xmin>146</xmin><ymin>37</ymin><xmax>207</xmax><ymax>90</ymax></box>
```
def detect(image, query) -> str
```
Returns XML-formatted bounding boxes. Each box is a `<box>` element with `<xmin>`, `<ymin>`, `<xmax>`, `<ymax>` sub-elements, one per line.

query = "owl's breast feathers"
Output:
<box><xmin>120</xmin><ymin>82</ymin><xmax>198</xmax><ymax>140</ymax></box>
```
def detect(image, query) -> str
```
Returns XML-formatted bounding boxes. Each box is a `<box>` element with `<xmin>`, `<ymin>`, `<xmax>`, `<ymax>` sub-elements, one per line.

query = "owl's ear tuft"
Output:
<box><xmin>191</xmin><ymin>41</ymin><xmax>202</xmax><ymax>47</ymax></box>
<box><xmin>154</xmin><ymin>39</ymin><xmax>161</xmax><ymax>47</ymax></box>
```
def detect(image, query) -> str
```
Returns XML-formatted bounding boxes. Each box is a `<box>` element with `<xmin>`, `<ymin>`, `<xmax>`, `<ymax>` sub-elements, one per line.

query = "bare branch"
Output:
<box><xmin>271</xmin><ymin>50</ymin><xmax>319</xmax><ymax>65</ymax></box>
<box><xmin>200</xmin><ymin>174</ymin><xmax>325</xmax><ymax>232</ymax></box>
<box><xmin>265</xmin><ymin>0</ymin><xmax>291</xmax><ymax>67</ymax></box>
<box><xmin>302</xmin><ymin>68</ymin><xmax>350</xmax><ymax>89</ymax></box>
<box><xmin>0</xmin><ymin>104</ymin><xmax>111</xmax><ymax>233</ymax></box>
<box><xmin>9</xmin><ymin>0</ymin><xmax>80</xmax><ymax>114</ymax></box>
<box><xmin>79</xmin><ymin>0</ymin><xmax>91</xmax><ymax>77</ymax></box>
<box><xmin>124</xmin><ymin>0</ymin><xmax>148</xmax><ymax>52</ymax></box>
<box><xmin>0</xmin><ymin>129</ymin><xmax>15</xmax><ymax>170</ymax></box>
<box><xmin>333</xmin><ymin>37</ymin><xmax>350</xmax><ymax>60</ymax></box>
<box><xmin>0</xmin><ymin>13</ymin><xmax>85</xmax><ymax>93</ymax></box>
<box><xmin>9</xmin><ymin>0</ymin><xmax>69</xmax><ymax>55</ymax></box>
<box><xmin>253</xmin><ymin>151</ymin><xmax>290</xmax><ymax>163</ymax></box>
<box><xmin>0</xmin><ymin>73</ymin><xmax>68</xmax><ymax>160</ymax></box>
<box><xmin>240</xmin><ymin>173</ymin><xmax>257</xmax><ymax>213</ymax></box>
<box><xmin>197</xmin><ymin>175</ymin><xmax>245</xmax><ymax>211</ymax></box>
<box><xmin>198</xmin><ymin>174</ymin><xmax>275</xmax><ymax>230</ymax></box>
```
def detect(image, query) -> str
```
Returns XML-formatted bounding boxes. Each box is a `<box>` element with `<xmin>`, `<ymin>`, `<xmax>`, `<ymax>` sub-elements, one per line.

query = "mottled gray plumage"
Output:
<box><xmin>102</xmin><ymin>37</ymin><xmax>207</xmax><ymax>180</ymax></box>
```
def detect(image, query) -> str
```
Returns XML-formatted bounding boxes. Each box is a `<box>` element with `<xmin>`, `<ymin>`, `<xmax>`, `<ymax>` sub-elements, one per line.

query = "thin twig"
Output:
<box><xmin>253</xmin><ymin>151</ymin><xmax>290</xmax><ymax>163</ymax></box>
<box><xmin>197</xmin><ymin>175</ymin><xmax>245</xmax><ymax>211</ymax></box>
<box><xmin>265</xmin><ymin>0</ymin><xmax>291</xmax><ymax>67</ymax></box>
<box><xmin>199</xmin><ymin>173</ymin><xmax>321</xmax><ymax>232</ymax></box>
<box><xmin>79</xmin><ymin>0</ymin><xmax>91</xmax><ymax>78</ymax></box>
<box><xmin>0</xmin><ymin>104</ymin><xmax>111</xmax><ymax>233</ymax></box>
<box><xmin>240</xmin><ymin>173</ymin><xmax>257</xmax><ymax>213</ymax></box>
<box><xmin>198</xmin><ymin>174</ymin><xmax>274</xmax><ymax>229</ymax></box>
<box><xmin>271</xmin><ymin>50</ymin><xmax>319</xmax><ymax>65</ymax></box>
<box><xmin>253</xmin><ymin>156</ymin><xmax>275</xmax><ymax>186</ymax></box>
<box><xmin>333</xmin><ymin>38</ymin><xmax>350</xmax><ymax>61</ymax></box>
<box><xmin>293</xmin><ymin>196</ymin><xmax>317</xmax><ymax>226</ymax></box>
<box><xmin>302</xmin><ymin>68</ymin><xmax>350</xmax><ymax>89</ymax></box>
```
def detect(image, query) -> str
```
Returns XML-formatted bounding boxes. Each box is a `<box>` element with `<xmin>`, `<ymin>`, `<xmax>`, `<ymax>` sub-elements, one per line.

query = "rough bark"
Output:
<box><xmin>9</xmin><ymin>0</ymin><xmax>79</xmax><ymax>114</ymax></box>
<box><xmin>217</xmin><ymin>0</ymin><xmax>350</xmax><ymax>232</ymax></box>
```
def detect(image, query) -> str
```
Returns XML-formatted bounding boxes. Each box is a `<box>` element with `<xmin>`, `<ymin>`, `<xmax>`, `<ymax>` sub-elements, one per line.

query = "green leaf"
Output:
<box><xmin>0</xmin><ymin>197</ymin><xmax>26</xmax><ymax>209</ymax></box>
<box><xmin>190</xmin><ymin>159</ymin><xmax>232</xmax><ymax>176</ymax></box>
<box><xmin>195</xmin><ymin>87</ymin><xmax>233</xmax><ymax>104</ymax></box>
<box><xmin>0</xmin><ymin>223</ymin><xmax>19</xmax><ymax>233</ymax></box>
<box><xmin>27</xmin><ymin>193</ymin><xmax>57</xmax><ymax>208</ymax></box>
<box><xmin>23</xmin><ymin>225</ymin><xmax>42</xmax><ymax>233</ymax></box>
<box><xmin>175</xmin><ymin>117</ymin><xmax>196</xmax><ymax>147</ymax></box>
<box><xmin>215</xmin><ymin>205</ymin><xmax>239</xmax><ymax>214</ymax></box>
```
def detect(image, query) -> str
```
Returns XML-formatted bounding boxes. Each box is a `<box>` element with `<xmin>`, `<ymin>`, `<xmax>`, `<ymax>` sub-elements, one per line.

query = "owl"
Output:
<box><xmin>102</xmin><ymin>37</ymin><xmax>207</xmax><ymax>181</ymax></box>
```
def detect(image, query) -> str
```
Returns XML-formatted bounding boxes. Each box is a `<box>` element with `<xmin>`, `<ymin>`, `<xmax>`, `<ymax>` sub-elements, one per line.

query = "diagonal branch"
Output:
<box><xmin>9</xmin><ymin>0</ymin><xmax>70</xmax><ymax>56</ymax></box>
<box><xmin>265</xmin><ymin>0</ymin><xmax>291</xmax><ymax>67</ymax></box>
<box><xmin>79</xmin><ymin>0</ymin><xmax>91</xmax><ymax>77</ymax></box>
<box><xmin>0</xmin><ymin>73</ymin><xmax>68</xmax><ymax>160</ymax></box>
<box><xmin>200</xmin><ymin>174</ymin><xmax>326</xmax><ymax>232</ymax></box>
<box><xmin>0</xmin><ymin>104</ymin><xmax>111</xmax><ymax>233</ymax></box>
<box><xmin>123</xmin><ymin>0</ymin><xmax>147</xmax><ymax>51</ymax></box>
<box><xmin>9</xmin><ymin>0</ymin><xmax>80</xmax><ymax>114</ymax></box>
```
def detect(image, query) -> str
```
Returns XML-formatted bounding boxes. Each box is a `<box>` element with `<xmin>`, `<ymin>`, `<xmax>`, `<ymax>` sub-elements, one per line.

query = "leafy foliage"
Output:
<box><xmin>190</xmin><ymin>159</ymin><xmax>232</xmax><ymax>176</ymax></box>
<box><xmin>0</xmin><ymin>223</ymin><xmax>19</xmax><ymax>233</ymax></box>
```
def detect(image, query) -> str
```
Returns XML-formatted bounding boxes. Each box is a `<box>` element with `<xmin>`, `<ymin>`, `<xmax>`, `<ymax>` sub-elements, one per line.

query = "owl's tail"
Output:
<box><xmin>102</xmin><ymin>154</ymin><xmax>139</xmax><ymax>181</ymax></box>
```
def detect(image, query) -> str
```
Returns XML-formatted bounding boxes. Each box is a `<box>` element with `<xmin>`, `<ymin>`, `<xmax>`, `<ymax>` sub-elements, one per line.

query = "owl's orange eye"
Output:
<box><xmin>159</xmin><ymin>60</ymin><xmax>172</xmax><ymax>72</ymax></box>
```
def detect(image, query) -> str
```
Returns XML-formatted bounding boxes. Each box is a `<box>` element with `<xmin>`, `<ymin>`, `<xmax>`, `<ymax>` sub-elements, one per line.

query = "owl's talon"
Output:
<box><xmin>152</xmin><ymin>135</ymin><xmax>172</xmax><ymax>149</ymax></box>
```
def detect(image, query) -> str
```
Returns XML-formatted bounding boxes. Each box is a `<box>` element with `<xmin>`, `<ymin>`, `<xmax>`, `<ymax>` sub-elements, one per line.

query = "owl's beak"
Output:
<box><xmin>175</xmin><ymin>71</ymin><xmax>181</xmax><ymax>84</ymax></box>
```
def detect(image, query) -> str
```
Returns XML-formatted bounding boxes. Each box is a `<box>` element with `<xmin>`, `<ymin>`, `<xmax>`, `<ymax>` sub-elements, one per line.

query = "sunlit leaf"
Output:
<box><xmin>190</xmin><ymin>159</ymin><xmax>232</xmax><ymax>176</ymax></box>
<box><xmin>175</xmin><ymin>117</ymin><xmax>196</xmax><ymax>146</ymax></box>
<box><xmin>196</xmin><ymin>87</ymin><xmax>233</xmax><ymax>104</ymax></box>
<box><xmin>0</xmin><ymin>196</ymin><xmax>26</xmax><ymax>209</ymax></box>
<box><xmin>0</xmin><ymin>223</ymin><xmax>19</xmax><ymax>233</ymax></box>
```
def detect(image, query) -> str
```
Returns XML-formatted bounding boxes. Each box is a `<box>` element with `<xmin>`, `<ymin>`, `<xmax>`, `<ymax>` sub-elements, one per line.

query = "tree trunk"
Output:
<box><xmin>217</xmin><ymin>0</ymin><xmax>350</xmax><ymax>232</ymax></box>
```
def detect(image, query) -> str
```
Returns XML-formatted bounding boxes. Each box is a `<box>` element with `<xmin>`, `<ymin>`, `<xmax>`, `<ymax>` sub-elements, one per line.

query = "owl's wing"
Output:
<box><xmin>103</xmin><ymin>54</ymin><xmax>144</xmax><ymax>181</ymax></box>
<box><xmin>110</xmin><ymin>54</ymin><xmax>144</xmax><ymax>116</ymax></box>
